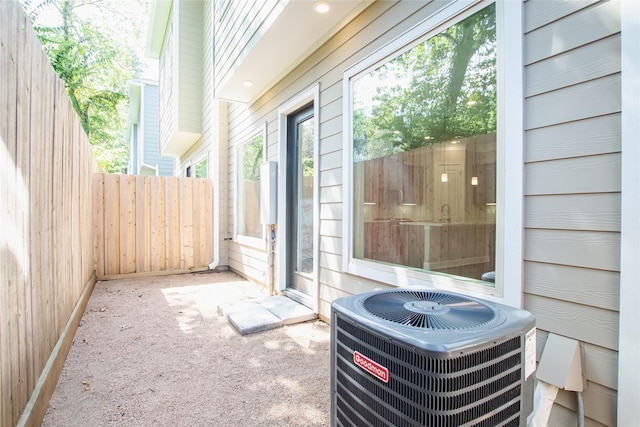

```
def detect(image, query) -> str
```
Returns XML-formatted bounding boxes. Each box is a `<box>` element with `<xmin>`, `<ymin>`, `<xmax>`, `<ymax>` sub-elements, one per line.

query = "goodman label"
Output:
<box><xmin>353</xmin><ymin>351</ymin><xmax>389</xmax><ymax>383</ymax></box>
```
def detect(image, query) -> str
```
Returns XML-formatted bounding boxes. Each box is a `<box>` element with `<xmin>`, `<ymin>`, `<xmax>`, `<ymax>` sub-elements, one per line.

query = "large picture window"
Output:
<box><xmin>345</xmin><ymin>1</ymin><xmax>515</xmax><ymax>298</ymax></box>
<box><xmin>236</xmin><ymin>130</ymin><xmax>265</xmax><ymax>243</ymax></box>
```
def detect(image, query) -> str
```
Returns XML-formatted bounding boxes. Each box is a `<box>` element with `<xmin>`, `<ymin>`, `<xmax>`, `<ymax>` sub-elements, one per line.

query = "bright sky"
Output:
<box><xmin>27</xmin><ymin>0</ymin><xmax>157</xmax><ymax>81</ymax></box>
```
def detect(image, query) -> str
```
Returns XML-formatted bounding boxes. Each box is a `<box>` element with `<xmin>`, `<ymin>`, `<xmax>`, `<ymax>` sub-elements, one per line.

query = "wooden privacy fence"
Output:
<box><xmin>1</xmin><ymin>1</ymin><xmax>98</xmax><ymax>425</ymax></box>
<box><xmin>93</xmin><ymin>174</ymin><xmax>214</xmax><ymax>279</ymax></box>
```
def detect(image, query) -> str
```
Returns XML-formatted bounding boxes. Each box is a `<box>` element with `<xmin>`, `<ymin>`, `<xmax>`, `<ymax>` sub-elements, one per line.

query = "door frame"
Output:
<box><xmin>277</xmin><ymin>84</ymin><xmax>320</xmax><ymax>311</ymax></box>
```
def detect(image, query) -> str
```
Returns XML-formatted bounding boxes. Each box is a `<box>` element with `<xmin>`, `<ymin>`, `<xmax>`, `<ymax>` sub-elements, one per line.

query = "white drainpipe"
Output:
<box><xmin>208</xmin><ymin>101</ymin><xmax>224</xmax><ymax>270</ymax></box>
<box><xmin>207</xmin><ymin>158</ymin><xmax>219</xmax><ymax>270</ymax></box>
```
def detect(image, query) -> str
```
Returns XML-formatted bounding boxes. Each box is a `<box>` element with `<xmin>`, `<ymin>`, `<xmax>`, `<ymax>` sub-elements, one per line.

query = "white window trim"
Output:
<box><xmin>618</xmin><ymin>0</ymin><xmax>640</xmax><ymax>422</ymax></box>
<box><xmin>277</xmin><ymin>84</ymin><xmax>321</xmax><ymax>298</ymax></box>
<box><xmin>341</xmin><ymin>0</ymin><xmax>524</xmax><ymax>307</ymax></box>
<box><xmin>234</xmin><ymin>123</ymin><xmax>267</xmax><ymax>250</ymax></box>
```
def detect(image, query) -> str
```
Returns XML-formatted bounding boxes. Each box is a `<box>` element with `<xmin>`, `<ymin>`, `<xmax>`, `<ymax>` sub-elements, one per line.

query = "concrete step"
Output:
<box><xmin>218</xmin><ymin>295</ymin><xmax>317</xmax><ymax>335</ymax></box>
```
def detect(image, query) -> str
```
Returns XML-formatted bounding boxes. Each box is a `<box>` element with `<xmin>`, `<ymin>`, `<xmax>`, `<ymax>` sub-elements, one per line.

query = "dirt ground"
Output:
<box><xmin>42</xmin><ymin>271</ymin><xmax>331</xmax><ymax>427</ymax></box>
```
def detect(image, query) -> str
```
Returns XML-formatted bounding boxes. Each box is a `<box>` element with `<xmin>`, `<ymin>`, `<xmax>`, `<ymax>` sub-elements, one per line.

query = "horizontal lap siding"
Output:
<box><xmin>159</xmin><ymin>14</ymin><xmax>174</xmax><ymax>153</ymax></box>
<box><xmin>228</xmin><ymin>245</ymin><xmax>269</xmax><ymax>284</ymax></box>
<box><xmin>177</xmin><ymin>1</ymin><xmax>202</xmax><ymax>134</ymax></box>
<box><xmin>523</xmin><ymin>1</ymin><xmax>621</xmax><ymax>425</ymax></box>
<box><xmin>214</xmin><ymin>0</ymin><xmax>279</xmax><ymax>94</ymax></box>
<box><xmin>525</xmin><ymin>113</ymin><xmax>620</xmax><ymax>163</ymax></box>
<box><xmin>142</xmin><ymin>85</ymin><xmax>174</xmax><ymax>176</ymax></box>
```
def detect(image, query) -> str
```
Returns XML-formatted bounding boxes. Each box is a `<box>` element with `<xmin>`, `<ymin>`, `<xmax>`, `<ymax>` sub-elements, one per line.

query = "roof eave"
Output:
<box><xmin>145</xmin><ymin>0</ymin><xmax>172</xmax><ymax>59</ymax></box>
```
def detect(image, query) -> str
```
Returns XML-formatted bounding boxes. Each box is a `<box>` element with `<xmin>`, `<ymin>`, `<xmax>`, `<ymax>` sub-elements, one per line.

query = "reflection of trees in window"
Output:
<box><xmin>243</xmin><ymin>134</ymin><xmax>263</xmax><ymax>180</ymax></box>
<box><xmin>354</xmin><ymin>4</ymin><xmax>496</xmax><ymax>160</ymax></box>
<box><xmin>300</xmin><ymin>119</ymin><xmax>314</xmax><ymax>177</ymax></box>
<box><xmin>195</xmin><ymin>159</ymin><xmax>208</xmax><ymax>178</ymax></box>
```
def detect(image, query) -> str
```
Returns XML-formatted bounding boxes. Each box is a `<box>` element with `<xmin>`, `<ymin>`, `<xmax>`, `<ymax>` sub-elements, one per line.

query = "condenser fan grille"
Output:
<box><xmin>362</xmin><ymin>290</ymin><xmax>497</xmax><ymax>330</ymax></box>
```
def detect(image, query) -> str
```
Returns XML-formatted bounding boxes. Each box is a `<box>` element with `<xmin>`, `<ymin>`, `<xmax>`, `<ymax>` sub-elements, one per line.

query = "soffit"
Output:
<box><xmin>217</xmin><ymin>0</ymin><xmax>372</xmax><ymax>104</ymax></box>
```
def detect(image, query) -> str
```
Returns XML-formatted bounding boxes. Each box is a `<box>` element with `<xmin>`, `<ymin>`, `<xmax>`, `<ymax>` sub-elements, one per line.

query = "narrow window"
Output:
<box><xmin>236</xmin><ymin>132</ymin><xmax>265</xmax><ymax>241</ymax></box>
<box><xmin>195</xmin><ymin>158</ymin><xmax>208</xmax><ymax>178</ymax></box>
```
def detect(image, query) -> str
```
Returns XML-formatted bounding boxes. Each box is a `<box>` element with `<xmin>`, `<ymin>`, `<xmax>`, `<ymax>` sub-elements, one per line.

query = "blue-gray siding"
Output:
<box><xmin>142</xmin><ymin>85</ymin><xmax>174</xmax><ymax>176</ymax></box>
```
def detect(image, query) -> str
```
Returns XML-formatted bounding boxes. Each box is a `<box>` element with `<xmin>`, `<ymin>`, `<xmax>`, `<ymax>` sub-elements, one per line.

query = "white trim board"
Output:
<box><xmin>618</xmin><ymin>1</ymin><xmax>640</xmax><ymax>423</ymax></box>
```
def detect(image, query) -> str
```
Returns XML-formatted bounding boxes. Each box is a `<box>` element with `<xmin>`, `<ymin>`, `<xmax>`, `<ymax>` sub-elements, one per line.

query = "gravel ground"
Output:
<box><xmin>42</xmin><ymin>271</ymin><xmax>331</xmax><ymax>427</ymax></box>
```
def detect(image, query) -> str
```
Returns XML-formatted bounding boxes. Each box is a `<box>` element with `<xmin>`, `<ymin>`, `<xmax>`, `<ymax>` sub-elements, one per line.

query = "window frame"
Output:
<box><xmin>276</xmin><ymin>84</ymin><xmax>320</xmax><ymax>294</ymax></box>
<box><xmin>341</xmin><ymin>0</ymin><xmax>524</xmax><ymax>307</ymax></box>
<box><xmin>234</xmin><ymin>123</ymin><xmax>267</xmax><ymax>249</ymax></box>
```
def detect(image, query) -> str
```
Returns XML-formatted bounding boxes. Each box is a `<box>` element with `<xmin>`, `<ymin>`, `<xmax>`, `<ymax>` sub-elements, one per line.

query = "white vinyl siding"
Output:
<box><xmin>159</xmin><ymin>16</ymin><xmax>174</xmax><ymax>152</ymax></box>
<box><xmin>214</xmin><ymin>0</ymin><xmax>280</xmax><ymax>94</ymax></box>
<box><xmin>523</xmin><ymin>1</ymin><xmax>621</xmax><ymax>426</ymax></box>
<box><xmin>176</xmin><ymin>0</ymin><xmax>202</xmax><ymax>135</ymax></box>
<box><xmin>142</xmin><ymin>84</ymin><xmax>174</xmax><ymax>176</ymax></box>
<box><xmin>158</xmin><ymin>0</ymin><xmax>202</xmax><ymax>157</ymax></box>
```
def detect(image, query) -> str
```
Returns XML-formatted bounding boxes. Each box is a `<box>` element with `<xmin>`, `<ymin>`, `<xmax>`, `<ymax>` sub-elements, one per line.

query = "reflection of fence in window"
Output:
<box><xmin>242</xmin><ymin>179</ymin><xmax>262</xmax><ymax>238</ymax></box>
<box><xmin>238</xmin><ymin>133</ymin><xmax>264</xmax><ymax>239</ymax></box>
<box><xmin>358</xmin><ymin>134</ymin><xmax>496</xmax><ymax>280</ymax></box>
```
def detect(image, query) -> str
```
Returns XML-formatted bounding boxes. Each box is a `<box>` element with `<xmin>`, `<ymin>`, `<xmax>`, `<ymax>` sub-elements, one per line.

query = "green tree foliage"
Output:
<box><xmin>24</xmin><ymin>0</ymin><xmax>146</xmax><ymax>172</ymax></box>
<box><xmin>353</xmin><ymin>4</ymin><xmax>496</xmax><ymax>160</ymax></box>
<box><xmin>242</xmin><ymin>134</ymin><xmax>263</xmax><ymax>181</ymax></box>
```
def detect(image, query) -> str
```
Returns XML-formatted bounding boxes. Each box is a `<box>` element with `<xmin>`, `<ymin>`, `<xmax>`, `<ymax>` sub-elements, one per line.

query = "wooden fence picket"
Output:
<box><xmin>93</xmin><ymin>173</ymin><xmax>213</xmax><ymax>278</ymax></box>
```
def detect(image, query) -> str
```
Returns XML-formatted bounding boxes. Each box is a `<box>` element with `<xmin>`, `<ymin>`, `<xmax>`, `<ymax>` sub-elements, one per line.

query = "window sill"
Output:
<box><xmin>344</xmin><ymin>258</ymin><xmax>502</xmax><ymax>301</ymax></box>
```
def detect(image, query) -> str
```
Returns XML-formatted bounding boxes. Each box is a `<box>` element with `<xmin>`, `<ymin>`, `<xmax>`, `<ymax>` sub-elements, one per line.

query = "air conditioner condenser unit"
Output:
<box><xmin>331</xmin><ymin>289</ymin><xmax>536</xmax><ymax>426</ymax></box>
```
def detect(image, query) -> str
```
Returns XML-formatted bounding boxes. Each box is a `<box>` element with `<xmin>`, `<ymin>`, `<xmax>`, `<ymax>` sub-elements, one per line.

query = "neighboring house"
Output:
<box><xmin>146</xmin><ymin>1</ymin><xmax>639</xmax><ymax>425</ymax></box>
<box><xmin>126</xmin><ymin>80</ymin><xmax>175</xmax><ymax>176</ymax></box>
